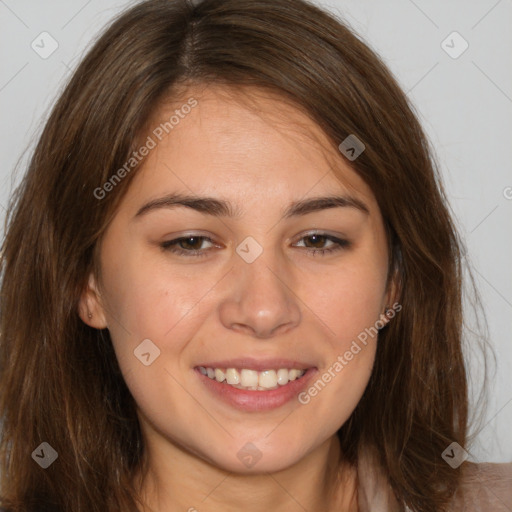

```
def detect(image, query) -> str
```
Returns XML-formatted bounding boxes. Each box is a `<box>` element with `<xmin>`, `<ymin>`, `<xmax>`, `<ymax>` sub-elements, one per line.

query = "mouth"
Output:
<box><xmin>198</xmin><ymin>366</ymin><xmax>307</xmax><ymax>390</ymax></box>
<box><xmin>193</xmin><ymin>360</ymin><xmax>317</xmax><ymax>412</ymax></box>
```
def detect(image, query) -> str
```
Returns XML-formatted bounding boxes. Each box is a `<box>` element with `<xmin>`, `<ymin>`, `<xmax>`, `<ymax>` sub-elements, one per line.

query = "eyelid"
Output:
<box><xmin>159</xmin><ymin>230</ymin><xmax>351</xmax><ymax>258</ymax></box>
<box><xmin>291</xmin><ymin>232</ymin><xmax>351</xmax><ymax>252</ymax></box>
<box><xmin>160</xmin><ymin>234</ymin><xmax>219</xmax><ymax>250</ymax></box>
<box><xmin>291</xmin><ymin>229</ymin><xmax>347</xmax><ymax>243</ymax></box>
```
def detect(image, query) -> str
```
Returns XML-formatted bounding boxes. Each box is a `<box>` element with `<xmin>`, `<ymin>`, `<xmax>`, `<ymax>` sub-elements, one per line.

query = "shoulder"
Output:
<box><xmin>448</xmin><ymin>461</ymin><xmax>512</xmax><ymax>511</ymax></box>
<box><xmin>356</xmin><ymin>445</ymin><xmax>512</xmax><ymax>512</ymax></box>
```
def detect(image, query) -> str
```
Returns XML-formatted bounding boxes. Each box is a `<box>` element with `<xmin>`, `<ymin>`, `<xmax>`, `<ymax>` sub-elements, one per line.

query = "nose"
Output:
<box><xmin>218</xmin><ymin>252</ymin><xmax>301</xmax><ymax>339</ymax></box>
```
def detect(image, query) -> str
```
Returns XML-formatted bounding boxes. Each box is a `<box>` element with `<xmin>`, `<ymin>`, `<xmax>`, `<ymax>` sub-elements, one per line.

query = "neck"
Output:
<box><xmin>133</xmin><ymin>434</ymin><xmax>358</xmax><ymax>512</ymax></box>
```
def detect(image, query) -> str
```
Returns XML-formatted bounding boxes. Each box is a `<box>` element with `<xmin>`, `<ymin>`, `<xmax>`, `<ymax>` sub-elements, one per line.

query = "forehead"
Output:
<box><xmin>123</xmin><ymin>84</ymin><xmax>377</xmax><ymax>213</ymax></box>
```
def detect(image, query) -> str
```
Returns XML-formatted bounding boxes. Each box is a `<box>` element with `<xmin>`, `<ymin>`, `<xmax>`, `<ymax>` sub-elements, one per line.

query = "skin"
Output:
<box><xmin>79</xmin><ymin>84</ymin><xmax>396</xmax><ymax>512</ymax></box>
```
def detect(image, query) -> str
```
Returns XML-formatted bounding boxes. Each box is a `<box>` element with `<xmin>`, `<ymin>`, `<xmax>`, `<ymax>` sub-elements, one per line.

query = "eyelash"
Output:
<box><xmin>160</xmin><ymin>233</ymin><xmax>351</xmax><ymax>258</ymax></box>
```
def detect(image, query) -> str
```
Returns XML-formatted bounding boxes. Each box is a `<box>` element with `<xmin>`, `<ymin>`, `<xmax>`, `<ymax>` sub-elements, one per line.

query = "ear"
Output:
<box><xmin>78</xmin><ymin>272</ymin><xmax>109</xmax><ymax>329</ymax></box>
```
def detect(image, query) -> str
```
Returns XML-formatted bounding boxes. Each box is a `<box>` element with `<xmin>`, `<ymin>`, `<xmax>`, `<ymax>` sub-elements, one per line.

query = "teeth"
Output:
<box><xmin>288</xmin><ymin>369</ymin><xmax>301</xmax><ymax>381</ymax></box>
<box><xmin>240</xmin><ymin>369</ymin><xmax>258</xmax><ymax>388</ymax></box>
<box><xmin>259</xmin><ymin>370</ymin><xmax>277</xmax><ymax>389</ymax></box>
<box><xmin>277</xmin><ymin>368</ymin><xmax>289</xmax><ymax>385</ymax></box>
<box><xmin>214</xmin><ymin>368</ymin><xmax>226</xmax><ymax>383</ymax></box>
<box><xmin>225</xmin><ymin>368</ymin><xmax>240</xmax><ymax>385</ymax></box>
<box><xmin>199</xmin><ymin>366</ymin><xmax>306</xmax><ymax>390</ymax></box>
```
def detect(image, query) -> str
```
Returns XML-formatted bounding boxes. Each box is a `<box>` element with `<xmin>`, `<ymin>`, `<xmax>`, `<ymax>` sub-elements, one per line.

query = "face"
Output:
<box><xmin>80</xmin><ymin>84</ymin><xmax>394</xmax><ymax>475</ymax></box>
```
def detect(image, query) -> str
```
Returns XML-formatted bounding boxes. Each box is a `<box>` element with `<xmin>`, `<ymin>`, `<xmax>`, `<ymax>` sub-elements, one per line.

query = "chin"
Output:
<box><xmin>197</xmin><ymin>435</ymin><xmax>309</xmax><ymax>475</ymax></box>
<box><xmin>213</xmin><ymin>452</ymin><xmax>301</xmax><ymax>475</ymax></box>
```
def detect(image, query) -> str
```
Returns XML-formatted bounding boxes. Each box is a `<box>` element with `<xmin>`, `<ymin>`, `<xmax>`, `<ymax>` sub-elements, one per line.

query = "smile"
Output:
<box><xmin>195</xmin><ymin>364</ymin><xmax>317</xmax><ymax>412</ymax></box>
<box><xmin>198</xmin><ymin>366</ymin><xmax>306</xmax><ymax>390</ymax></box>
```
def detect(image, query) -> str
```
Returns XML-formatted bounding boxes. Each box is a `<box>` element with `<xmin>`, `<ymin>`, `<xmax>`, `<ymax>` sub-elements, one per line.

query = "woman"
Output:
<box><xmin>0</xmin><ymin>0</ymin><xmax>510</xmax><ymax>510</ymax></box>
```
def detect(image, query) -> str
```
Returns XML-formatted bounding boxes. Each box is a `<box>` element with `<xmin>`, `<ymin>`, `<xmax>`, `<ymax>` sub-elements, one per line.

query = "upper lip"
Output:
<box><xmin>195</xmin><ymin>358</ymin><xmax>316</xmax><ymax>372</ymax></box>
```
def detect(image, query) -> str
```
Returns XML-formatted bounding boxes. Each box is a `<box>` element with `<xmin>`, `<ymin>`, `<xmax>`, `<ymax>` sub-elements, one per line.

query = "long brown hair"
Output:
<box><xmin>0</xmin><ymin>0</ymin><xmax>490</xmax><ymax>510</ymax></box>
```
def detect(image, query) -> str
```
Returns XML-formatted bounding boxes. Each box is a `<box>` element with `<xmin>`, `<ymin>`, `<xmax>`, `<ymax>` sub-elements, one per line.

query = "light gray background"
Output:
<box><xmin>0</xmin><ymin>0</ymin><xmax>511</xmax><ymax>463</ymax></box>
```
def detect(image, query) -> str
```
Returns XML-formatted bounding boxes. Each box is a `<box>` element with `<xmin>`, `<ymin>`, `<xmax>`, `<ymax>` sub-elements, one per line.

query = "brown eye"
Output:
<box><xmin>303</xmin><ymin>234</ymin><xmax>329</xmax><ymax>248</ymax></box>
<box><xmin>176</xmin><ymin>236</ymin><xmax>205</xmax><ymax>251</ymax></box>
<box><xmin>294</xmin><ymin>233</ymin><xmax>350</xmax><ymax>256</ymax></box>
<box><xmin>161</xmin><ymin>236</ymin><xmax>216</xmax><ymax>257</ymax></box>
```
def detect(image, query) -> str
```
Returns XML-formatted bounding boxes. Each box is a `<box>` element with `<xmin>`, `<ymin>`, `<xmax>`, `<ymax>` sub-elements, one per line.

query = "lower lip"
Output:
<box><xmin>195</xmin><ymin>368</ymin><xmax>317</xmax><ymax>412</ymax></box>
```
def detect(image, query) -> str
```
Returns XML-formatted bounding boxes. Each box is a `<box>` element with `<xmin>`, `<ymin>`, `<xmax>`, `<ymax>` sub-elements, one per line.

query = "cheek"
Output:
<box><xmin>97</xmin><ymin>242</ymin><xmax>196</xmax><ymax>355</ymax></box>
<box><xmin>101</xmin><ymin>255</ymin><xmax>231</xmax><ymax>379</ymax></box>
<box><xmin>296</xmin><ymin>266</ymin><xmax>384</xmax><ymax>430</ymax></box>
<box><xmin>310</xmin><ymin>260</ymin><xmax>387</xmax><ymax>347</ymax></box>
<box><xmin>299</xmin><ymin>253</ymin><xmax>387</xmax><ymax>423</ymax></box>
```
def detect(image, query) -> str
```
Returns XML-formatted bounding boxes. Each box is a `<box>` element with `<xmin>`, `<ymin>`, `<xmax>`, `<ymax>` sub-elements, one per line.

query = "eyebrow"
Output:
<box><xmin>133</xmin><ymin>192</ymin><xmax>369</xmax><ymax>221</ymax></box>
